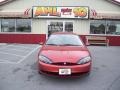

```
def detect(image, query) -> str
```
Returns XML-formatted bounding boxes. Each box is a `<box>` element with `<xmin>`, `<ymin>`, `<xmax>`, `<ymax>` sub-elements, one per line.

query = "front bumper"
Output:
<box><xmin>38</xmin><ymin>61</ymin><xmax>91</xmax><ymax>76</ymax></box>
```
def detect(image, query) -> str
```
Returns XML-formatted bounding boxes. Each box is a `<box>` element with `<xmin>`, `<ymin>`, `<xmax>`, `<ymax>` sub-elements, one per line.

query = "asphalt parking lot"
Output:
<box><xmin>0</xmin><ymin>44</ymin><xmax>120</xmax><ymax>90</ymax></box>
<box><xmin>0</xmin><ymin>43</ymin><xmax>40</xmax><ymax>64</ymax></box>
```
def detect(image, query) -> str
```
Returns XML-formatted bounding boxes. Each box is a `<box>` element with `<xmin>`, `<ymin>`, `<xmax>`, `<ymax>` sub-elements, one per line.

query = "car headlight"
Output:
<box><xmin>39</xmin><ymin>55</ymin><xmax>52</xmax><ymax>64</ymax></box>
<box><xmin>77</xmin><ymin>56</ymin><xmax>91</xmax><ymax>64</ymax></box>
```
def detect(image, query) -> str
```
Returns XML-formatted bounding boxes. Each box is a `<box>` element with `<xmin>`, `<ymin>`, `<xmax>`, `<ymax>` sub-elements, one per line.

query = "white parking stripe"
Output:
<box><xmin>0</xmin><ymin>51</ymin><xmax>24</xmax><ymax>57</ymax></box>
<box><xmin>0</xmin><ymin>45</ymin><xmax>41</xmax><ymax>64</ymax></box>
<box><xmin>4</xmin><ymin>48</ymin><xmax>30</xmax><ymax>52</ymax></box>
<box><xmin>16</xmin><ymin>45</ymin><xmax>40</xmax><ymax>64</ymax></box>
<box><xmin>10</xmin><ymin>45</ymin><xmax>34</xmax><ymax>49</ymax></box>
<box><xmin>0</xmin><ymin>59</ymin><xmax>18</xmax><ymax>64</ymax></box>
<box><xmin>0</xmin><ymin>44</ymin><xmax>13</xmax><ymax>50</ymax></box>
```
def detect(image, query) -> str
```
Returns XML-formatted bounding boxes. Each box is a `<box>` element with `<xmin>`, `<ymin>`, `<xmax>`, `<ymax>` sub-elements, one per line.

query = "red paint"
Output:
<box><xmin>38</xmin><ymin>32</ymin><xmax>91</xmax><ymax>75</ymax></box>
<box><xmin>0</xmin><ymin>33</ymin><xmax>120</xmax><ymax>46</ymax></box>
<box><xmin>80</xmin><ymin>35</ymin><xmax>120</xmax><ymax>46</ymax></box>
<box><xmin>0</xmin><ymin>34</ymin><xmax>46</xmax><ymax>44</ymax></box>
<box><xmin>24</xmin><ymin>8</ymin><xmax>30</xmax><ymax>16</ymax></box>
<box><xmin>41</xmin><ymin>46</ymin><xmax>89</xmax><ymax>63</ymax></box>
<box><xmin>39</xmin><ymin>61</ymin><xmax>91</xmax><ymax>74</ymax></box>
<box><xmin>107</xmin><ymin>36</ymin><xmax>120</xmax><ymax>46</ymax></box>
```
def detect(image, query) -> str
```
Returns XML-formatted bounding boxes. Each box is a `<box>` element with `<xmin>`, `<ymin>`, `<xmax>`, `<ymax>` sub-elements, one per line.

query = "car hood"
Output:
<box><xmin>40</xmin><ymin>45</ymin><xmax>90</xmax><ymax>63</ymax></box>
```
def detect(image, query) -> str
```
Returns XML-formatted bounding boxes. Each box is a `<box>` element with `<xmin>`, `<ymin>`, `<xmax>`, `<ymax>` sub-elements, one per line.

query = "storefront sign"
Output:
<box><xmin>33</xmin><ymin>6</ymin><xmax>89</xmax><ymax>19</ymax></box>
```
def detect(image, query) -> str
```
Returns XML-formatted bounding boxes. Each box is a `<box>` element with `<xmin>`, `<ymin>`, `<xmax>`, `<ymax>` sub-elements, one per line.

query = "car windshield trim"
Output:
<box><xmin>46</xmin><ymin>43</ymin><xmax>81</xmax><ymax>46</ymax></box>
<box><xmin>58</xmin><ymin>44</ymin><xmax>81</xmax><ymax>46</ymax></box>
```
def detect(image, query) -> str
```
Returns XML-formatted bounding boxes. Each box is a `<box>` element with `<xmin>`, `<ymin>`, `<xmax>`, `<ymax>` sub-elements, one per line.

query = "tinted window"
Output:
<box><xmin>106</xmin><ymin>20</ymin><xmax>120</xmax><ymax>35</ymax></box>
<box><xmin>1</xmin><ymin>19</ymin><xmax>15</xmax><ymax>32</ymax></box>
<box><xmin>16</xmin><ymin>19</ymin><xmax>31</xmax><ymax>32</ymax></box>
<box><xmin>65</xmin><ymin>22</ymin><xmax>73</xmax><ymax>32</ymax></box>
<box><xmin>0</xmin><ymin>19</ymin><xmax>31</xmax><ymax>32</ymax></box>
<box><xmin>90</xmin><ymin>20</ymin><xmax>120</xmax><ymax>35</ymax></box>
<box><xmin>90</xmin><ymin>20</ymin><xmax>105</xmax><ymax>34</ymax></box>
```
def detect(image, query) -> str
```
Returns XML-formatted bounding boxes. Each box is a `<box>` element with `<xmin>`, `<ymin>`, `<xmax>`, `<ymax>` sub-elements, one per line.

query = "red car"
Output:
<box><xmin>38</xmin><ymin>32</ymin><xmax>92</xmax><ymax>76</ymax></box>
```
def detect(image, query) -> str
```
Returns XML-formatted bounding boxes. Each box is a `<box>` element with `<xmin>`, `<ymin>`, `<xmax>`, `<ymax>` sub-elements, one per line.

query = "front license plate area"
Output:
<box><xmin>59</xmin><ymin>69</ymin><xmax>71</xmax><ymax>75</ymax></box>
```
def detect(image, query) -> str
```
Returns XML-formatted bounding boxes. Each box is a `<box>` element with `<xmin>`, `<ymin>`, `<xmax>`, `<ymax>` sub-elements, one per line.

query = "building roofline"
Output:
<box><xmin>0</xmin><ymin>0</ymin><xmax>15</xmax><ymax>6</ymax></box>
<box><xmin>0</xmin><ymin>0</ymin><xmax>120</xmax><ymax>6</ymax></box>
<box><xmin>106</xmin><ymin>0</ymin><xmax>120</xmax><ymax>6</ymax></box>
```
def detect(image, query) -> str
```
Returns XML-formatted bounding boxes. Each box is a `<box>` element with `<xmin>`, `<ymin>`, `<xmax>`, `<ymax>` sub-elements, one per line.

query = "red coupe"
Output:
<box><xmin>38</xmin><ymin>32</ymin><xmax>92</xmax><ymax>76</ymax></box>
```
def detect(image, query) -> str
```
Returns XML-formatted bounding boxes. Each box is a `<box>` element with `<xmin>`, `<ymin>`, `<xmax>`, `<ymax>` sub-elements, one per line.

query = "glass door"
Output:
<box><xmin>65</xmin><ymin>22</ymin><xmax>73</xmax><ymax>32</ymax></box>
<box><xmin>48</xmin><ymin>22</ymin><xmax>63</xmax><ymax>37</ymax></box>
<box><xmin>48</xmin><ymin>21</ymin><xmax>73</xmax><ymax>37</ymax></box>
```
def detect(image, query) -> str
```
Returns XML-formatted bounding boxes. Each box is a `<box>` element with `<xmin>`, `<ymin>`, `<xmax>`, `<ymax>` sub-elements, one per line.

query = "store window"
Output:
<box><xmin>1</xmin><ymin>19</ymin><xmax>15</xmax><ymax>32</ymax></box>
<box><xmin>90</xmin><ymin>20</ymin><xmax>106</xmax><ymax>34</ymax></box>
<box><xmin>0</xmin><ymin>19</ymin><xmax>1</xmax><ymax>32</ymax></box>
<box><xmin>16</xmin><ymin>19</ymin><xmax>31</xmax><ymax>32</ymax></box>
<box><xmin>0</xmin><ymin>19</ymin><xmax>31</xmax><ymax>33</ymax></box>
<box><xmin>107</xmin><ymin>21</ymin><xmax>120</xmax><ymax>35</ymax></box>
<box><xmin>90</xmin><ymin>20</ymin><xmax>120</xmax><ymax>35</ymax></box>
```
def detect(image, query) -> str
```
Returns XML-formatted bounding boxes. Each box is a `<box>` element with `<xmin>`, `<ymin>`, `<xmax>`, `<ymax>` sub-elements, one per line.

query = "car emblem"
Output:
<box><xmin>64</xmin><ymin>62</ymin><xmax>67</xmax><ymax>65</ymax></box>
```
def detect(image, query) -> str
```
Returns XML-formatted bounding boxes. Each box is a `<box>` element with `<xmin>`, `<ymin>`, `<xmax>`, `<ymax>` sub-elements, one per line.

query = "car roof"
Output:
<box><xmin>52</xmin><ymin>32</ymin><xmax>77</xmax><ymax>35</ymax></box>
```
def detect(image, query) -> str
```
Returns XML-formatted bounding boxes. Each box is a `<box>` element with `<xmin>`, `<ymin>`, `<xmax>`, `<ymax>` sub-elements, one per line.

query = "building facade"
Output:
<box><xmin>0</xmin><ymin>0</ymin><xmax>120</xmax><ymax>46</ymax></box>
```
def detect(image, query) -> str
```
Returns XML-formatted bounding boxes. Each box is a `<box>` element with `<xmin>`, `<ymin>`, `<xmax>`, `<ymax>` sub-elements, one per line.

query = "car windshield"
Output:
<box><xmin>46</xmin><ymin>34</ymin><xmax>84</xmax><ymax>46</ymax></box>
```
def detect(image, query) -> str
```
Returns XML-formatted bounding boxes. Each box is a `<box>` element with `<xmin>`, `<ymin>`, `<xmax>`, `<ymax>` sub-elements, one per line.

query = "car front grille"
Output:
<box><xmin>52</xmin><ymin>62</ymin><xmax>77</xmax><ymax>66</ymax></box>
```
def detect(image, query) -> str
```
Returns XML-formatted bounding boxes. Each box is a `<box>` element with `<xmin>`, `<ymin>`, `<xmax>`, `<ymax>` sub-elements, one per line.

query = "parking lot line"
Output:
<box><xmin>10</xmin><ymin>45</ymin><xmax>34</xmax><ymax>49</ymax></box>
<box><xmin>0</xmin><ymin>59</ymin><xmax>18</xmax><ymax>64</ymax></box>
<box><xmin>0</xmin><ymin>44</ymin><xmax>13</xmax><ymax>50</ymax></box>
<box><xmin>5</xmin><ymin>48</ymin><xmax>30</xmax><ymax>52</ymax></box>
<box><xmin>16</xmin><ymin>45</ymin><xmax>40</xmax><ymax>64</ymax></box>
<box><xmin>0</xmin><ymin>51</ymin><xmax>24</xmax><ymax>57</ymax></box>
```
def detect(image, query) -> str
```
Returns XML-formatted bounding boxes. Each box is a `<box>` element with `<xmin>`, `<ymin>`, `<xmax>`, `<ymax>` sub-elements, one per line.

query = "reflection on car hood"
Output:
<box><xmin>40</xmin><ymin>45</ymin><xmax>90</xmax><ymax>63</ymax></box>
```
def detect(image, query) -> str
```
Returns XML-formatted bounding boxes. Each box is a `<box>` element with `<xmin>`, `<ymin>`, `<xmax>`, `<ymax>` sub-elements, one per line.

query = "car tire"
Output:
<box><xmin>38</xmin><ymin>70</ymin><xmax>42</xmax><ymax>74</ymax></box>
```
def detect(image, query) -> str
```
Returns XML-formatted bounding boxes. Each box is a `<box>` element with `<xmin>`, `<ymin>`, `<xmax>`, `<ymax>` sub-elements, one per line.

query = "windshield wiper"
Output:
<box><xmin>46</xmin><ymin>44</ymin><xmax>59</xmax><ymax>46</ymax></box>
<box><xmin>61</xmin><ymin>44</ymin><xmax>81</xmax><ymax>46</ymax></box>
